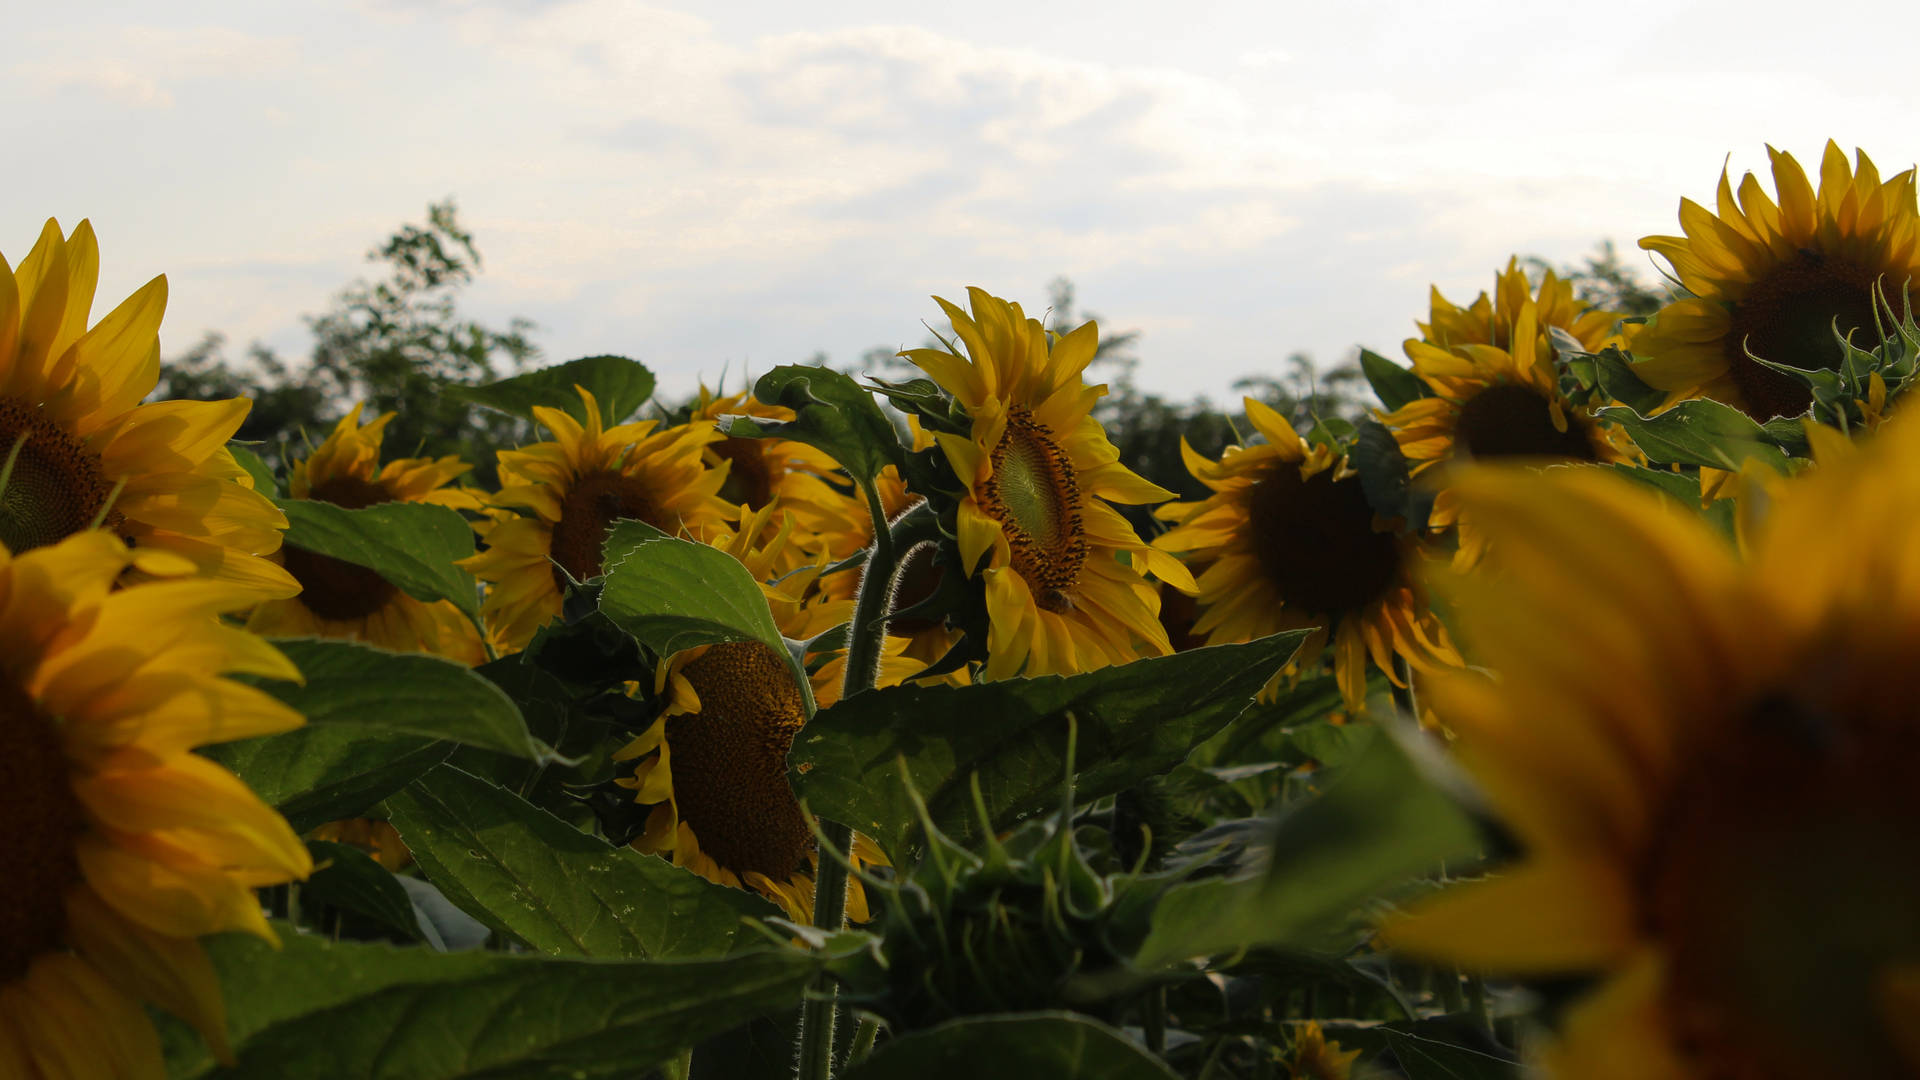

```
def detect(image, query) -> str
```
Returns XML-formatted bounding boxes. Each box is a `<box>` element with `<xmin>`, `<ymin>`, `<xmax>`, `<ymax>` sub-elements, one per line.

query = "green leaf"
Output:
<box><xmin>842</xmin><ymin>1013</ymin><xmax>1179</xmax><ymax>1079</ymax></box>
<box><xmin>1589</xmin><ymin>345</ymin><xmax>1668</xmax><ymax>415</ymax></box>
<box><xmin>1352</xmin><ymin>418</ymin><xmax>1427</xmax><ymax>528</ymax></box>
<box><xmin>252</xmin><ymin>639</ymin><xmax>548</xmax><ymax>762</ymax></box>
<box><xmin>229</xmin><ymin>444</ymin><xmax>278</xmax><ymax>497</ymax></box>
<box><xmin>277</xmin><ymin>499</ymin><xmax>480</xmax><ymax>617</ymax></box>
<box><xmin>451</xmin><ymin>354</ymin><xmax>656</xmax><ymax>428</ymax></box>
<box><xmin>1134</xmin><ymin>732</ymin><xmax>1481</xmax><ymax>966</ymax></box>
<box><xmin>791</xmin><ymin>633</ymin><xmax>1308</xmax><ymax>861</ymax></box>
<box><xmin>1596</xmin><ymin>398</ymin><xmax>1795</xmax><ymax>472</ymax></box>
<box><xmin>718</xmin><ymin>364</ymin><xmax>906</xmax><ymax>486</ymax></box>
<box><xmin>162</xmin><ymin>927</ymin><xmax>823</xmax><ymax>1079</ymax></box>
<box><xmin>1376</xmin><ymin>1028</ymin><xmax>1521</xmax><ymax>1080</ymax></box>
<box><xmin>1360</xmin><ymin>348</ymin><xmax>1430</xmax><ymax>412</ymax></box>
<box><xmin>204</xmin><ymin>729</ymin><xmax>450</xmax><ymax>833</ymax></box>
<box><xmin>385</xmin><ymin>764</ymin><xmax>778</xmax><ymax>959</ymax></box>
<box><xmin>597</xmin><ymin>520</ymin><xmax>804</xmax><ymax>692</ymax></box>
<box><xmin>302</xmin><ymin>841</ymin><xmax>427</xmax><ymax>942</ymax></box>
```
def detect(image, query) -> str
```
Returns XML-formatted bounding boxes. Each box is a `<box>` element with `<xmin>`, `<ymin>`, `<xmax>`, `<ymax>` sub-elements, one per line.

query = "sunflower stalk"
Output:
<box><xmin>796</xmin><ymin>477</ymin><xmax>905</xmax><ymax>1080</ymax></box>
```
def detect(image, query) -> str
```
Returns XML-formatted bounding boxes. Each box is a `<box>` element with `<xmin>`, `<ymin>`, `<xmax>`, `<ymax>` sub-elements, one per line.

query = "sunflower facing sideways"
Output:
<box><xmin>461</xmin><ymin>387</ymin><xmax>733</xmax><ymax>650</ymax></box>
<box><xmin>903</xmin><ymin>288</ymin><xmax>1197</xmax><ymax>681</ymax></box>
<box><xmin>247</xmin><ymin>405</ymin><xmax>485</xmax><ymax>664</ymax></box>
<box><xmin>1153</xmin><ymin>399</ymin><xmax>1458</xmax><ymax>713</ymax></box>
<box><xmin>1382</xmin><ymin>261</ymin><xmax>1635</xmax><ymax>565</ymax></box>
<box><xmin>1634</xmin><ymin>141</ymin><xmax>1920</xmax><ymax>420</ymax></box>
<box><xmin>0</xmin><ymin>531</ymin><xmax>311</xmax><ymax>1077</ymax></box>
<box><xmin>1383</xmin><ymin>417</ymin><xmax>1920</xmax><ymax>1078</ymax></box>
<box><xmin>0</xmin><ymin>220</ymin><xmax>293</xmax><ymax>593</ymax></box>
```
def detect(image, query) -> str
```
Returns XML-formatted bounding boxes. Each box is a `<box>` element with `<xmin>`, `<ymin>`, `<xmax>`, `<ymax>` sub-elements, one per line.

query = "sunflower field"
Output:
<box><xmin>3</xmin><ymin>140</ymin><xmax>1917</xmax><ymax>1080</ymax></box>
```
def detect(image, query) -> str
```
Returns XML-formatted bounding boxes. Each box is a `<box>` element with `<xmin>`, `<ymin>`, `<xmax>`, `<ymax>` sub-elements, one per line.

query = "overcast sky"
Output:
<box><xmin>8</xmin><ymin>1</ymin><xmax>1918</xmax><ymax>405</ymax></box>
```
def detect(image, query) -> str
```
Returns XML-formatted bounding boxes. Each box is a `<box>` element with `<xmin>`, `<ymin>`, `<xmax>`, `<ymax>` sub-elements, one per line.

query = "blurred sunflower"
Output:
<box><xmin>1384</xmin><ymin>417</ymin><xmax>1920</xmax><ymax>1078</ymax></box>
<box><xmin>461</xmin><ymin>387</ymin><xmax>733</xmax><ymax>650</ymax></box>
<box><xmin>0</xmin><ymin>531</ymin><xmax>310</xmax><ymax>1076</ymax></box>
<box><xmin>1283</xmin><ymin>1021</ymin><xmax>1360</xmax><ymax>1080</ymax></box>
<box><xmin>1383</xmin><ymin>264</ymin><xmax>1635</xmax><ymax>564</ymax></box>
<box><xmin>614</xmin><ymin>508</ymin><xmax>900</xmax><ymax>921</ymax></box>
<box><xmin>1154</xmin><ymin>399</ymin><xmax>1457</xmax><ymax>712</ymax></box>
<box><xmin>247</xmin><ymin>405</ymin><xmax>485</xmax><ymax>663</ymax></box>
<box><xmin>0</xmin><ymin>220</ymin><xmax>293</xmax><ymax>593</ymax></box>
<box><xmin>903</xmin><ymin>288</ymin><xmax>1196</xmax><ymax>680</ymax></box>
<box><xmin>1634</xmin><ymin>142</ymin><xmax>1920</xmax><ymax>420</ymax></box>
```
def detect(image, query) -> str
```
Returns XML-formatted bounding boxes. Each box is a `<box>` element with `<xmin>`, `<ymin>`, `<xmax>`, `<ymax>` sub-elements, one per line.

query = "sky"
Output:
<box><xmin>8</xmin><ymin>0</ymin><xmax>1920</xmax><ymax>406</ymax></box>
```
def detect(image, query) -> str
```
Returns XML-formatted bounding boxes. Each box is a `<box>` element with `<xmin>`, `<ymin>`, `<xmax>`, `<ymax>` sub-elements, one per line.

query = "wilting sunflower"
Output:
<box><xmin>1383</xmin><ymin>264</ymin><xmax>1635</xmax><ymax>564</ymax></box>
<box><xmin>903</xmin><ymin>288</ymin><xmax>1196</xmax><ymax>680</ymax></box>
<box><xmin>0</xmin><ymin>531</ymin><xmax>310</xmax><ymax>1076</ymax></box>
<box><xmin>247</xmin><ymin>405</ymin><xmax>484</xmax><ymax>663</ymax></box>
<box><xmin>1154</xmin><ymin>399</ymin><xmax>1457</xmax><ymax>712</ymax></box>
<box><xmin>1383</xmin><ymin>418</ymin><xmax>1920</xmax><ymax>1078</ymax></box>
<box><xmin>0</xmin><ymin>220</ymin><xmax>293</xmax><ymax>593</ymax></box>
<box><xmin>1634</xmin><ymin>142</ymin><xmax>1920</xmax><ymax>420</ymax></box>
<box><xmin>613</xmin><ymin>510</ymin><xmax>896</xmax><ymax>921</ymax></box>
<box><xmin>461</xmin><ymin>387</ymin><xmax>733</xmax><ymax>650</ymax></box>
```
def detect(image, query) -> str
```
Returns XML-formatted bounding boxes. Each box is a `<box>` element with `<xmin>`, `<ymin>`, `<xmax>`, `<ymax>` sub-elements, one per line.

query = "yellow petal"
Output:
<box><xmin>1381</xmin><ymin>855</ymin><xmax>1640</xmax><ymax>973</ymax></box>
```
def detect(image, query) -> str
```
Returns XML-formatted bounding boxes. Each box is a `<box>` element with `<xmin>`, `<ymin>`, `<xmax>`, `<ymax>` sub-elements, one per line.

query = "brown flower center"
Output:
<box><xmin>1644</xmin><ymin>690</ymin><xmax>1920</xmax><ymax>1077</ymax></box>
<box><xmin>1725</xmin><ymin>251</ymin><xmax>1884</xmax><ymax>420</ymax></box>
<box><xmin>549</xmin><ymin>469</ymin><xmax>674</xmax><ymax>587</ymax></box>
<box><xmin>711</xmin><ymin>438</ymin><xmax>776</xmax><ymax>510</ymax></box>
<box><xmin>0</xmin><ymin>398</ymin><xmax>123</xmax><ymax>555</ymax></box>
<box><xmin>1245</xmin><ymin>465</ymin><xmax>1399</xmax><ymax>619</ymax></box>
<box><xmin>0</xmin><ymin>678</ymin><xmax>85</xmax><ymax>980</ymax></box>
<box><xmin>1452</xmin><ymin>383</ymin><xmax>1598</xmax><ymax>462</ymax></box>
<box><xmin>284</xmin><ymin>473</ymin><xmax>399</xmax><ymax>621</ymax></box>
<box><xmin>981</xmin><ymin>406</ymin><xmax>1088</xmax><ymax>613</ymax></box>
<box><xmin>664</xmin><ymin>642</ymin><xmax>812</xmax><ymax>880</ymax></box>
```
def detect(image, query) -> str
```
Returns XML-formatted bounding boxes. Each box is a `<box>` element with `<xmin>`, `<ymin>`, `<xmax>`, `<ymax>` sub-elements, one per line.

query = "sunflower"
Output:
<box><xmin>693</xmin><ymin>387</ymin><xmax>851</xmax><ymax>544</ymax></box>
<box><xmin>461</xmin><ymin>387</ymin><xmax>733</xmax><ymax>650</ymax></box>
<box><xmin>1282</xmin><ymin>1021</ymin><xmax>1361</xmax><ymax>1080</ymax></box>
<box><xmin>1382</xmin><ymin>417</ymin><xmax>1920</xmax><ymax>1078</ymax></box>
<box><xmin>902</xmin><ymin>288</ymin><xmax>1196</xmax><ymax>680</ymax></box>
<box><xmin>1153</xmin><ymin>398</ymin><xmax>1457</xmax><ymax>712</ymax></box>
<box><xmin>0</xmin><ymin>531</ymin><xmax>311</xmax><ymax>1076</ymax></box>
<box><xmin>1634</xmin><ymin>142</ymin><xmax>1920</xmax><ymax>420</ymax></box>
<box><xmin>1382</xmin><ymin>263</ymin><xmax>1635</xmax><ymax>564</ymax></box>
<box><xmin>0</xmin><ymin>219</ymin><xmax>294</xmax><ymax>593</ymax></box>
<box><xmin>246</xmin><ymin>405</ymin><xmax>485</xmax><ymax>663</ymax></box>
<box><xmin>613</xmin><ymin>509</ymin><xmax>898</xmax><ymax>922</ymax></box>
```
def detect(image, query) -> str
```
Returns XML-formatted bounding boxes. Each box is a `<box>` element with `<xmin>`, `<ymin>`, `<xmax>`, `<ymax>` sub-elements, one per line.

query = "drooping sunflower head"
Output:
<box><xmin>250</xmin><ymin>404</ymin><xmax>484</xmax><ymax>662</ymax></box>
<box><xmin>0</xmin><ymin>531</ymin><xmax>311</xmax><ymax>1075</ymax></box>
<box><xmin>1635</xmin><ymin>141</ymin><xmax>1920</xmax><ymax>420</ymax></box>
<box><xmin>0</xmin><ymin>220</ymin><xmax>294</xmax><ymax>594</ymax></box>
<box><xmin>1154</xmin><ymin>398</ymin><xmax>1457</xmax><ymax>711</ymax></box>
<box><xmin>901</xmin><ymin>288</ymin><xmax>1195</xmax><ymax>680</ymax></box>
<box><xmin>460</xmin><ymin>387</ymin><xmax>733</xmax><ymax>650</ymax></box>
<box><xmin>1384</xmin><ymin>414</ymin><xmax>1920</xmax><ymax>1078</ymax></box>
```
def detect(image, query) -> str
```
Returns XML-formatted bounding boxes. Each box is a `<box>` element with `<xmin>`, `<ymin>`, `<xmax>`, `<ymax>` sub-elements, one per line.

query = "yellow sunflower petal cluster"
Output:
<box><xmin>1154</xmin><ymin>398</ymin><xmax>1457</xmax><ymax>712</ymax></box>
<box><xmin>1384</xmin><ymin>415</ymin><xmax>1920</xmax><ymax>1078</ymax></box>
<box><xmin>903</xmin><ymin>288</ymin><xmax>1196</xmax><ymax>680</ymax></box>
<box><xmin>461</xmin><ymin>386</ymin><xmax>733</xmax><ymax>650</ymax></box>
<box><xmin>0</xmin><ymin>220</ymin><xmax>293</xmax><ymax>594</ymax></box>
<box><xmin>613</xmin><ymin>507</ymin><xmax>900</xmax><ymax>921</ymax></box>
<box><xmin>248</xmin><ymin>404</ymin><xmax>485</xmax><ymax>663</ymax></box>
<box><xmin>693</xmin><ymin>387</ymin><xmax>852</xmax><ymax>545</ymax></box>
<box><xmin>1282</xmin><ymin>1021</ymin><xmax>1361</xmax><ymax>1080</ymax></box>
<box><xmin>1634</xmin><ymin>142</ymin><xmax>1920</xmax><ymax>420</ymax></box>
<box><xmin>0</xmin><ymin>531</ymin><xmax>311</xmax><ymax>1076</ymax></box>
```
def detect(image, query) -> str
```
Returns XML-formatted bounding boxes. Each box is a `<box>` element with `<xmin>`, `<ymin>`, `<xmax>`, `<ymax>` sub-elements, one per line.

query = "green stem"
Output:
<box><xmin>844</xmin><ymin>1015</ymin><xmax>881</xmax><ymax>1069</ymax></box>
<box><xmin>1465</xmin><ymin>972</ymin><xmax>1492</xmax><ymax>1037</ymax></box>
<box><xmin>797</xmin><ymin>480</ymin><xmax>903</xmax><ymax>1080</ymax></box>
<box><xmin>1437</xmin><ymin>968</ymin><xmax>1465</xmax><ymax>1015</ymax></box>
<box><xmin>661</xmin><ymin>1046</ymin><xmax>694</xmax><ymax>1080</ymax></box>
<box><xmin>1143</xmin><ymin>987</ymin><xmax>1167</xmax><ymax>1055</ymax></box>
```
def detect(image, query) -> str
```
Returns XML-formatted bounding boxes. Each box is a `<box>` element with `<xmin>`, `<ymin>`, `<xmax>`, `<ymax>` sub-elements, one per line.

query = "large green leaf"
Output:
<box><xmin>451</xmin><ymin>354</ymin><xmax>656</xmax><ymax>428</ymax></box>
<box><xmin>718</xmin><ymin>364</ymin><xmax>906</xmax><ymax>486</ymax></box>
<box><xmin>790</xmin><ymin>633</ymin><xmax>1307</xmax><ymax>861</ymax></box>
<box><xmin>1359</xmin><ymin>348</ymin><xmax>1430</xmax><ymax>412</ymax></box>
<box><xmin>204</xmin><ymin>728</ymin><xmax>449</xmax><ymax>833</ymax></box>
<box><xmin>843</xmin><ymin>1013</ymin><xmax>1179</xmax><ymax>1079</ymax></box>
<box><xmin>252</xmin><ymin>639</ymin><xmax>548</xmax><ymax>761</ymax></box>
<box><xmin>228</xmin><ymin>444</ymin><xmax>278</xmax><ymax>496</ymax></box>
<box><xmin>1596</xmin><ymin>398</ymin><xmax>1795</xmax><ymax>472</ymax></box>
<box><xmin>597</xmin><ymin>521</ymin><xmax>804</xmax><ymax>693</ymax></box>
<box><xmin>385</xmin><ymin>764</ymin><xmax>777</xmax><ymax>959</ymax></box>
<box><xmin>162</xmin><ymin>927</ymin><xmax>822</xmax><ymax>1079</ymax></box>
<box><xmin>277</xmin><ymin>499</ymin><xmax>480</xmax><ymax>617</ymax></box>
<box><xmin>302</xmin><ymin>841</ymin><xmax>427</xmax><ymax>943</ymax></box>
<box><xmin>1134</xmin><ymin>733</ymin><xmax>1481</xmax><ymax>966</ymax></box>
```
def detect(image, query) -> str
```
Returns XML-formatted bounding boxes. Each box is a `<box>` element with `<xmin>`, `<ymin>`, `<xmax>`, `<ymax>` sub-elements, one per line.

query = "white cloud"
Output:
<box><xmin>15</xmin><ymin>26</ymin><xmax>299</xmax><ymax>109</ymax></box>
